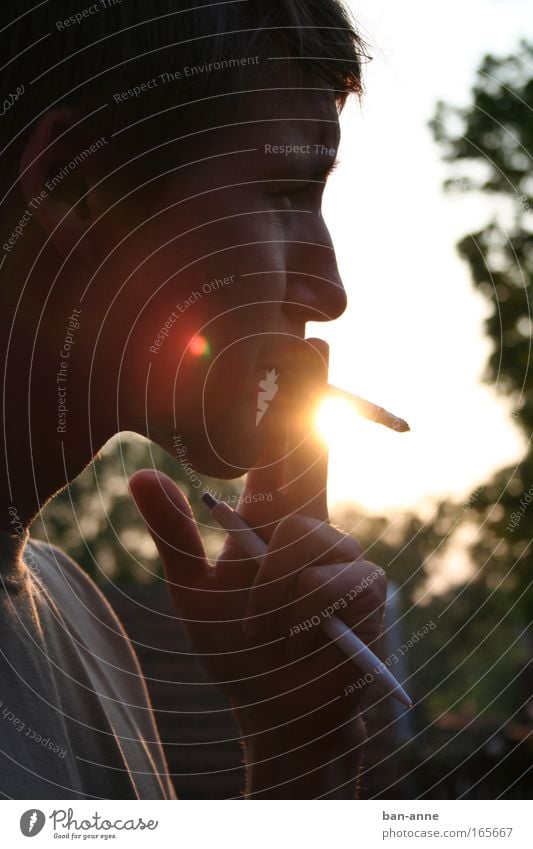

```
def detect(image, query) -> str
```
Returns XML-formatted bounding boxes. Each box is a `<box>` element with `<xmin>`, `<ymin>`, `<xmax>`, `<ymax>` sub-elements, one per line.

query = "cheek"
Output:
<box><xmin>192</xmin><ymin>276</ymin><xmax>287</xmax><ymax>355</ymax></box>
<box><xmin>114</xmin><ymin>199</ymin><xmax>289</xmax><ymax>392</ymax></box>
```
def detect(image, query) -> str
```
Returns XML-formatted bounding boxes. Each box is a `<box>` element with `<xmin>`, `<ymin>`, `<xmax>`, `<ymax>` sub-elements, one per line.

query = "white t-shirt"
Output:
<box><xmin>0</xmin><ymin>528</ymin><xmax>176</xmax><ymax>799</ymax></box>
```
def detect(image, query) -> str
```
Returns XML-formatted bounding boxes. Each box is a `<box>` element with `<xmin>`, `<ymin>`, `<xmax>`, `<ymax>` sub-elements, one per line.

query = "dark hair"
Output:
<box><xmin>1</xmin><ymin>3</ymin><xmax>367</xmax><ymax>129</ymax></box>
<box><xmin>1</xmin><ymin>0</ymin><xmax>368</xmax><ymax>201</ymax></box>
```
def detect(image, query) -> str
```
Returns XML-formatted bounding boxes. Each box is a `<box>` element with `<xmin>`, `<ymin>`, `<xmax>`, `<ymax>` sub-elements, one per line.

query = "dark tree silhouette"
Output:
<box><xmin>431</xmin><ymin>40</ymin><xmax>533</xmax><ymax>625</ymax></box>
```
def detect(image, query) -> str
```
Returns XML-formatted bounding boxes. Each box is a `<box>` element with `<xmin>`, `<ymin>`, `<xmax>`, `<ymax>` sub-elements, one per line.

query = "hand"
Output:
<box><xmin>129</xmin><ymin>339</ymin><xmax>387</xmax><ymax>797</ymax></box>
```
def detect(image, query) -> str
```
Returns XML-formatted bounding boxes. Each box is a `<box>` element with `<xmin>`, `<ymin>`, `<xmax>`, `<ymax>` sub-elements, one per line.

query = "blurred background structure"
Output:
<box><xmin>31</xmin><ymin>11</ymin><xmax>532</xmax><ymax>798</ymax></box>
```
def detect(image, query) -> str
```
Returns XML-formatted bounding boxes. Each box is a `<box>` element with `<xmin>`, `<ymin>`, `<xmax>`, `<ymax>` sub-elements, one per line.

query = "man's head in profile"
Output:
<box><xmin>0</xmin><ymin>0</ymin><xmax>367</xmax><ymax>525</ymax></box>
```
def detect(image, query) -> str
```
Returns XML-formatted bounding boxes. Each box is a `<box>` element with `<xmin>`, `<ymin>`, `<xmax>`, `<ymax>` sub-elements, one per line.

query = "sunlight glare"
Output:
<box><xmin>314</xmin><ymin>396</ymin><xmax>360</xmax><ymax>445</ymax></box>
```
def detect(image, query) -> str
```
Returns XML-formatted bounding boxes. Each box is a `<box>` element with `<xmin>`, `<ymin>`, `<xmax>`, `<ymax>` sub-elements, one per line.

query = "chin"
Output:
<box><xmin>190</xmin><ymin>424</ymin><xmax>265</xmax><ymax>478</ymax></box>
<box><xmin>154</xmin><ymin>414</ymin><xmax>264</xmax><ymax>480</ymax></box>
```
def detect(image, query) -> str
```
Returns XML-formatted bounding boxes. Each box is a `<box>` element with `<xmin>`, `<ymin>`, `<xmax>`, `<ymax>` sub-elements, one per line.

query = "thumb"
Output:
<box><xmin>128</xmin><ymin>470</ymin><xmax>208</xmax><ymax>610</ymax></box>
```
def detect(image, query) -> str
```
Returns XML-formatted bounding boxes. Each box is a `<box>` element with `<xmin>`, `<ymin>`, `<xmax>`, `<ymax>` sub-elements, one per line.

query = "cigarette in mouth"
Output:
<box><xmin>327</xmin><ymin>384</ymin><xmax>410</xmax><ymax>432</ymax></box>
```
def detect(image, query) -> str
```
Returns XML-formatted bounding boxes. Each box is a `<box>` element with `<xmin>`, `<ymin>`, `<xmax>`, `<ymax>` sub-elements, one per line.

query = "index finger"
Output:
<box><xmin>281</xmin><ymin>337</ymin><xmax>330</xmax><ymax>520</ymax></box>
<box><xmin>236</xmin><ymin>338</ymin><xmax>329</xmax><ymax>533</ymax></box>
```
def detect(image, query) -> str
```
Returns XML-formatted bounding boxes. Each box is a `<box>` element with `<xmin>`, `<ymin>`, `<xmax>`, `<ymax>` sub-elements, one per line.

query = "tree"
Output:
<box><xmin>31</xmin><ymin>433</ymin><xmax>240</xmax><ymax>584</ymax></box>
<box><xmin>335</xmin><ymin>42</ymin><xmax>533</xmax><ymax>727</ymax></box>
<box><xmin>430</xmin><ymin>40</ymin><xmax>533</xmax><ymax>624</ymax></box>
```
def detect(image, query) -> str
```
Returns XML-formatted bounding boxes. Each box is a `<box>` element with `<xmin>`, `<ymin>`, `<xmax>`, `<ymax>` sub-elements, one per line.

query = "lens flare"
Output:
<box><xmin>188</xmin><ymin>334</ymin><xmax>210</xmax><ymax>357</ymax></box>
<box><xmin>314</xmin><ymin>396</ymin><xmax>359</xmax><ymax>445</ymax></box>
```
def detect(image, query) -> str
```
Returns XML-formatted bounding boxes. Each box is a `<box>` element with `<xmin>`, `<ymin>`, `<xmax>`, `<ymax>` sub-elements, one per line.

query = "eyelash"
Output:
<box><xmin>271</xmin><ymin>159</ymin><xmax>341</xmax><ymax>197</ymax></box>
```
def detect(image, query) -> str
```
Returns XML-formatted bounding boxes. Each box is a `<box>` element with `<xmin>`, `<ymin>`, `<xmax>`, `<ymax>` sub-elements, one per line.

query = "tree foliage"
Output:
<box><xmin>32</xmin><ymin>434</ymin><xmax>238</xmax><ymax>584</ymax></box>
<box><xmin>431</xmin><ymin>40</ymin><xmax>533</xmax><ymax>625</ymax></box>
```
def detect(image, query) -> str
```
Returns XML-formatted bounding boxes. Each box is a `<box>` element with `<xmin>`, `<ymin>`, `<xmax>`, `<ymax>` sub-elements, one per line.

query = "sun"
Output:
<box><xmin>314</xmin><ymin>394</ymin><xmax>414</xmax><ymax>512</ymax></box>
<box><xmin>314</xmin><ymin>396</ymin><xmax>361</xmax><ymax>446</ymax></box>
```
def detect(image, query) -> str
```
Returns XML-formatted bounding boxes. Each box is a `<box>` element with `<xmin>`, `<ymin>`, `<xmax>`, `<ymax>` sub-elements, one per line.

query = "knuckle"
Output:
<box><xmin>296</xmin><ymin>567</ymin><xmax>322</xmax><ymax>596</ymax></box>
<box><xmin>374</xmin><ymin>569</ymin><xmax>388</xmax><ymax>601</ymax></box>
<box><xmin>341</xmin><ymin>530</ymin><xmax>363</xmax><ymax>554</ymax></box>
<box><xmin>345</xmin><ymin>563</ymin><xmax>387</xmax><ymax>612</ymax></box>
<box><xmin>345</xmin><ymin>540</ymin><xmax>364</xmax><ymax>563</ymax></box>
<box><xmin>330</xmin><ymin>522</ymin><xmax>362</xmax><ymax>549</ymax></box>
<box><xmin>369</xmin><ymin>582</ymin><xmax>386</xmax><ymax>611</ymax></box>
<box><xmin>331</xmin><ymin>532</ymin><xmax>361</xmax><ymax>558</ymax></box>
<box><xmin>272</xmin><ymin>513</ymin><xmax>311</xmax><ymax>545</ymax></box>
<box><xmin>352</xmin><ymin>540</ymin><xmax>364</xmax><ymax>559</ymax></box>
<box><xmin>364</xmin><ymin>563</ymin><xmax>387</xmax><ymax>601</ymax></box>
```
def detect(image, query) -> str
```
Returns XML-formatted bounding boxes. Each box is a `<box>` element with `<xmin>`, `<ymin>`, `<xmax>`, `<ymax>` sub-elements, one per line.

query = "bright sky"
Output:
<box><xmin>311</xmin><ymin>0</ymin><xmax>530</xmax><ymax>515</ymax></box>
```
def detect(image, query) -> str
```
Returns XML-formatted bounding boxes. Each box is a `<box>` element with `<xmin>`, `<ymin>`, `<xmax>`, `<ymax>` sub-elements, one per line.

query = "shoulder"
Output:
<box><xmin>26</xmin><ymin>537</ymin><xmax>100</xmax><ymax>593</ymax></box>
<box><xmin>25</xmin><ymin>536</ymin><xmax>149</xmax><ymax>679</ymax></box>
<box><xmin>24</xmin><ymin>537</ymin><xmax>126</xmax><ymax>634</ymax></box>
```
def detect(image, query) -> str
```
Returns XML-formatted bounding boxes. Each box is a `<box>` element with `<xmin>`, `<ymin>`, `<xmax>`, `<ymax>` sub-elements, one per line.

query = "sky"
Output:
<box><xmin>311</xmin><ymin>0</ymin><xmax>531</xmax><ymax>515</ymax></box>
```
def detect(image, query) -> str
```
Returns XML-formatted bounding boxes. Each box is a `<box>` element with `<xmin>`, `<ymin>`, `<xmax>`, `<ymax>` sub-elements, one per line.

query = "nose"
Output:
<box><xmin>282</xmin><ymin>221</ymin><xmax>347</xmax><ymax>324</ymax></box>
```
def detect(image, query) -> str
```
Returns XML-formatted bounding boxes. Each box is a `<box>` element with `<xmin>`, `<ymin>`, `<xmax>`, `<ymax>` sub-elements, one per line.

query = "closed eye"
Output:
<box><xmin>269</xmin><ymin>159</ymin><xmax>341</xmax><ymax>197</ymax></box>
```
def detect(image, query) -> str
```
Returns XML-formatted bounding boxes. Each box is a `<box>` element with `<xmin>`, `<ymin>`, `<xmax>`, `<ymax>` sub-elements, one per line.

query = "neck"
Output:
<box><xmin>0</xmin><ymin>328</ymin><xmax>114</xmax><ymax>535</ymax></box>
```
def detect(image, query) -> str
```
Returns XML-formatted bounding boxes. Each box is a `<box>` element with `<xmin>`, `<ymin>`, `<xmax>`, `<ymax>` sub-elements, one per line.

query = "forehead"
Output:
<box><xmin>115</xmin><ymin>71</ymin><xmax>341</xmax><ymax>179</ymax></box>
<box><xmin>235</xmin><ymin>85</ymin><xmax>340</xmax><ymax>144</ymax></box>
<box><xmin>162</xmin><ymin>86</ymin><xmax>340</xmax><ymax>164</ymax></box>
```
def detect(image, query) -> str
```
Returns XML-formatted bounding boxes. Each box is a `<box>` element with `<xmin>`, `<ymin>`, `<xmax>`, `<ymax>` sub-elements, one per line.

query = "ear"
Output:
<box><xmin>19</xmin><ymin>107</ymin><xmax>106</xmax><ymax>261</ymax></box>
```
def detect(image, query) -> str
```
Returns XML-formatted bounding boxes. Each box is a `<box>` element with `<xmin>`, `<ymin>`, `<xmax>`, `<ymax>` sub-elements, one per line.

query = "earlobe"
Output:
<box><xmin>19</xmin><ymin>107</ymin><xmax>95</xmax><ymax>258</ymax></box>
